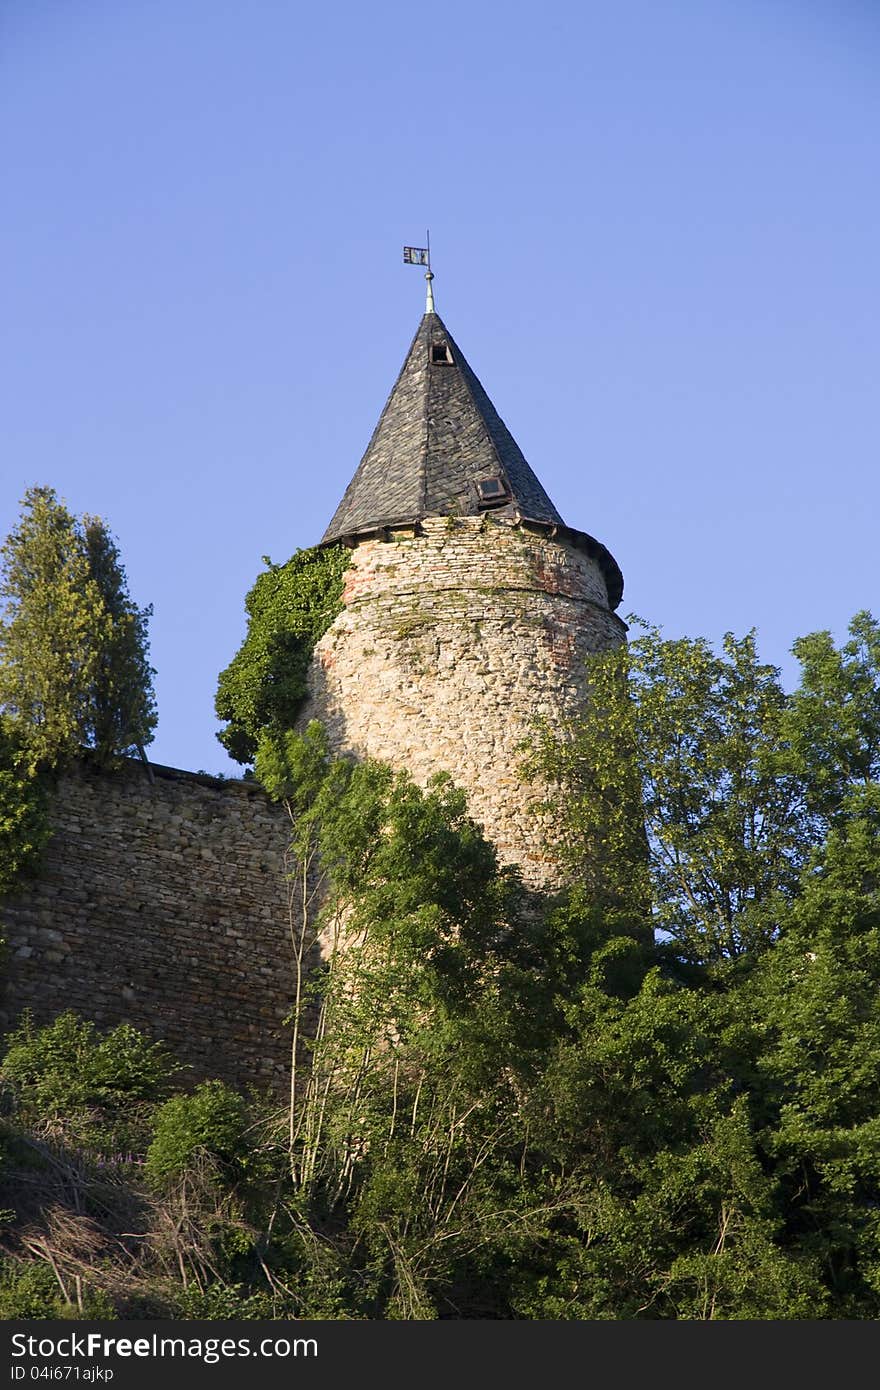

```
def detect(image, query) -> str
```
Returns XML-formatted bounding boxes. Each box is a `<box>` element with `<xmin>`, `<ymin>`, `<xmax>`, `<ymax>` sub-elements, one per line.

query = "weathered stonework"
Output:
<box><xmin>300</xmin><ymin>515</ymin><xmax>627</xmax><ymax>887</ymax></box>
<box><xmin>0</xmin><ymin>761</ymin><xmax>295</xmax><ymax>1092</ymax></box>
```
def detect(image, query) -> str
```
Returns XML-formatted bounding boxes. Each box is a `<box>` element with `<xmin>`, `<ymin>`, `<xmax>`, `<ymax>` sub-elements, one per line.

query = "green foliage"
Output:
<box><xmin>145</xmin><ymin>1080</ymin><xmax>251</xmax><ymax>1184</ymax></box>
<box><xmin>784</xmin><ymin>610</ymin><xmax>880</xmax><ymax>822</ymax></box>
<box><xmin>259</xmin><ymin>721</ymin><xmax>510</xmax><ymax>1050</ymax></box>
<box><xmin>170</xmin><ymin>1283</ymin><xmax>278</xmax><ymax>1320</ymax></box>
<box><xmin>249</xmin><ymin>703</ymin><xmax>852</xmax><ymax>1316</ymax></box>
<box><xmin>2</xmin><ymin>1011</ymin><xmax>177</xmax><ymax>1116</ymax></box>
<box><xmin>259</xmin><ymin>721</ymin><xmax>506</xmax><ymax>978</ymax></box>
<box><xmin>1</xmin><ymin>608</ymin><xmax>878</xmax><ymax>1320</ymax></box>
<box><xmin>506</xmin><ymin>611</ymin><xmax>880</xmax><ymax>1317</ymax></box>
<box><xmin>506</xmin><ymin>969</ymin><xmax>831</xmax><ymax>1318</ymax></box>
<box><xmin>1</xmin><ymin>1011</ymin><xmax>178</xmax><ymax>1152</ymax></box>
<box><xmin>0</xmin><ymin>716</ymin><xmax>50</xmax><ymax>898</ymax></box>
<box><xmin>215</xmin><ymin>544</ymin><xmax>350</xmax><ymax>764</ymax></box>
<box><xmin>81</xmin><ymin>516</ymin><xmax>157</xmax><ymax>761</ymax></box>
<box><xmin>750</xmin><ymin>786</ymin><xmax>880</xmax><ymax>1312</ymax></box>
<box><xmin>0</xmin><ymin>486</ymin><xmax>156</xmax><ymax>772</ymax></box>
<box><xmin>257</xmin><ymin>724</ymin><xmax>534</xmax><ymax>1315</ymax></box>
<box><xmin>0</xmin><ymin>1258</ymin><xmax>115</xmax><ymax>1320</ymax></box>
<box><xmin>0</xmin><ymin>486</ymin><xmax>106</xmax><ymax>770</ymax></box>
<box><xmin>528</xmin><ymin>620</ymin><xmax>809</xmax><ymax>964</ymax></box>
<box><xmin>0</xmin><ymin>1258</ymin><xmax>62</xmax><ymax>1318</ymax></box>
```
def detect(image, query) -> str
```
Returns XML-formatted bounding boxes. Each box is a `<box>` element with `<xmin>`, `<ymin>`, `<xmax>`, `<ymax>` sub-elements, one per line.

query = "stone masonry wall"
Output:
<box><xmin>0</xmin><ymin>761</ymin><xmax>295</xmax><ymax>1092</ymax></box>
<box><xmin>300</xmin><ymin>515</ymin><xmax>627</xmax><ymax>888</ymax></box>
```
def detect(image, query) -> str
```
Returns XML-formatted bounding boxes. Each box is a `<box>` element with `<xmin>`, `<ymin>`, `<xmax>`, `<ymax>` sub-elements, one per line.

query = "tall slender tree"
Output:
<box><xmin>0</xmin><ymin>486</ymin><xmax>156</xmax><ymax>770</ymax></box>
<box><xmin>82</xmin><ymin>515</ymin><xmax>157</xmax><ymax>763</ymax></box>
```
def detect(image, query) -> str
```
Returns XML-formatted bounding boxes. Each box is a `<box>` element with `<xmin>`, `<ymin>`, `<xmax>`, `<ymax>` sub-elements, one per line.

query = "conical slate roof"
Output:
<box><xmin>321</xmin><ymin>310</ymin><xmax>623</xmax><ymax>608</ymax></box>
<box><xmin>322</xmin><ymin>311</ymin><xmax>564</xmax><ymax>538</ymax></box>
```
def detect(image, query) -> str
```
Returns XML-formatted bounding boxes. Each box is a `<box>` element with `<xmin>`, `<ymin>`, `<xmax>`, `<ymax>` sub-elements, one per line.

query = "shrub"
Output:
<box><xmin>0</xmin><ymin>1258</ymin><xmax>115</xmax><ymax>1319</ymax></box>
<box><xmin>145</xmin><ymin>1081</ymin><xmax>251</xmax><ymax>1184</ymax></box>
<box><xmin>2</xmin><ymin>1012</ymin><xmax>177</xmax><ymax>1114</ymax></box>
<box><xmin>171</xmin><ymin>1282</ymin><xmax>277</xmax><ymax>1320</ymax></box>
<box><xmin>0</xmin><ymin>1012</ymin><xmax>179</xmax><ymax>1153</ymax></box>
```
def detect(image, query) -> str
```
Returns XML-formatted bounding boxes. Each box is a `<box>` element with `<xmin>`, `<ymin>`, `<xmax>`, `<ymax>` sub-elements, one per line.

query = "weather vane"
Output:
<box><xmin>403</xmin><ymin>231</ymin><xmax>434</xmax><ymax>312</ymax></box>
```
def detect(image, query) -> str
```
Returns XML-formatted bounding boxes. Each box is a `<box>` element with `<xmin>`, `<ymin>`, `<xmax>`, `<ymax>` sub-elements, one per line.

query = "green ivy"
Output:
<box><xmin>215</xmin><ymin>544</ymin><xmax>350</xmax><ymax>764</ymax></box>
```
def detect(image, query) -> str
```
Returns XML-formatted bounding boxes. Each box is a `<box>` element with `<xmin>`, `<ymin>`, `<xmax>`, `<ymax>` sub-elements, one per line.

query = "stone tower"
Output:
<box><xmin>300</xmin><ymin>301</ymin><xmax>626</xmax><ymax>888</ymax></box>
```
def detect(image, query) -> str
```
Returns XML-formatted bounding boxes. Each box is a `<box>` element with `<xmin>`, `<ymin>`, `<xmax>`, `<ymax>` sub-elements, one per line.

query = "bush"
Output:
<box><xmin>171</xmin><ymin>1282</ymin><xmax>277</xmax><ymax>1320</ymax></box>
<box><xmin>145</xmin><ymin>1081</ymin><xmax>251</xmax><ymax>1184</ymax></box>
<box><xmin>0</xmin><ymin>1011</ymin><xmax>179</xmax><ymax>1152</ymax></box>
<box><xmin>0</xmin><ymin>1258</ymin><xmax>115</xmax><ymax>1319</ymax></box>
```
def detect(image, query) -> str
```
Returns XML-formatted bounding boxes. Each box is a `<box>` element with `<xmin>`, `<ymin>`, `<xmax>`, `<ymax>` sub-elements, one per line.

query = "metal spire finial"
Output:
<box><xmin>424</xmin><ymin>229</ymin><xmax>434</xmax><ymax>313</ymax></box>
<box><xmin>403</xmin><ymin>231</ymin><xmax>435</xmax><ymax>313</ymax></box>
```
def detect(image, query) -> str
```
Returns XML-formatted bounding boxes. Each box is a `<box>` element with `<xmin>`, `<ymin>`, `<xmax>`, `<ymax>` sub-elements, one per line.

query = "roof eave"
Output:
<box><xmin>320</xmin><ymin>512</ymin><xmax>624</xmax><ymax>611</ymax></box>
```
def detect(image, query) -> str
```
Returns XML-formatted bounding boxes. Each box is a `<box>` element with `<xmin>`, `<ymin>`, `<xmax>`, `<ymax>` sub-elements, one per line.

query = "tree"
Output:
<box><xmin>783</xmin><ymin>610</ymin><xmax>880</xmax><ymax>825</ymax></box>
<box><xmin>0</xmin><ymin>487</ymin><xmax>107</xmax><ymax>770</ymax></box>
<box><xmin>0</xmin><ymin>486</ymin><xmax>156</xmax><ymax>770</ymax></box>
<box><xmin>511</xmin><ymin>968</ymin><xmax>828</xmax><ymax>1319</ymax></box>
<box><xmin>528</xmin><ymin>620</ymin><xmax>809</xmax><ymax>966</ymax></box>
<box><xmin>513</xmin><ymin>613</ymin><xmax>880</xmax><ymax>1317</ymax></box>
<box><xmin>81</xmin><ymin>516</ymin><xmax>157</xmax><ymax>763</ymax></box>
<box><xmin>750</xmin><ymin>784</ymin><xmax>880</xmax><ymax>1314</ymax></box>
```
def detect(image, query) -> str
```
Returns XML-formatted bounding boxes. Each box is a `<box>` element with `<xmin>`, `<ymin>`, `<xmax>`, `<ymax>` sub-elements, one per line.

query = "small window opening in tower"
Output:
<box><xmin>431</xmin><ymin>342</ymin><xmax>453</xmax><ymax>363</ymax></box>
<box><xmin>476</xmin><ymin>476</ymin><xmax>509</xmax><ymax>507</ymax></box>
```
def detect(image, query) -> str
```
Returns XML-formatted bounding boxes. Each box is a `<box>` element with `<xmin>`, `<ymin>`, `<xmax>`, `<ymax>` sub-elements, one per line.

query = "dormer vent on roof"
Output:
<box><xmin>476</xmin><ymin>476</ymin><xmax>509</xmax><ymax>507</ymax></box>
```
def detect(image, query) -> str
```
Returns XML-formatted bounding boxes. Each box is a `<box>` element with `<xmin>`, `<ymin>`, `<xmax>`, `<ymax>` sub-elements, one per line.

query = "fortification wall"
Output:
<box><xmin>0</xmin><ymin>761</ymin><xmax>295</xmax><ymax>1092</ymax></box>
<box><xmin>300</xmin><ymin>515</ymin><xmax>626</xmax><ymax>887</ymax></box>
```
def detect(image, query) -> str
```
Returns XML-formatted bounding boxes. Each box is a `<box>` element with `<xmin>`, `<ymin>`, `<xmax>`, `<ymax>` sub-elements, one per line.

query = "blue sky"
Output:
<box><xmin>1</xmin><ymin>0</ymin><xmax>877</xmax><ymax>774</ymax></box>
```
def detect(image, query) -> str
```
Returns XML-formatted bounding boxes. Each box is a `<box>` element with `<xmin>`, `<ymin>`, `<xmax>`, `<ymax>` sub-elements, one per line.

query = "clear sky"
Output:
<box><xmin>1</xmin><ymin>0</ymin><xmax>877</xmax><ymax>774</ymax></box>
